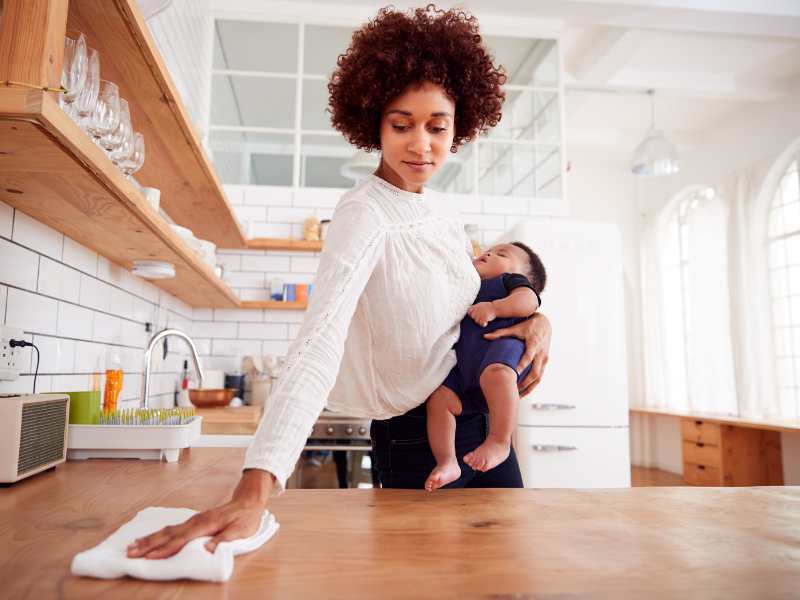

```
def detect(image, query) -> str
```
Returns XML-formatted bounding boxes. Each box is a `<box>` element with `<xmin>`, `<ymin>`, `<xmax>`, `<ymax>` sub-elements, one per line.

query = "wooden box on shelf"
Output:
<box><xmin>681</xmin><ymin>418</ymin><xmax>783</xmax><ymax>486</ymax></box>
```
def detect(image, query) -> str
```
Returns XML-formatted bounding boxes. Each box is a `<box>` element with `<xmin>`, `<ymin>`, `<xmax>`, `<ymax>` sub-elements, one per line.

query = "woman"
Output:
<box><xmin>127</xmin><ymin>4</ymin><xmax>551</xmax><ymax>559</ymax></box>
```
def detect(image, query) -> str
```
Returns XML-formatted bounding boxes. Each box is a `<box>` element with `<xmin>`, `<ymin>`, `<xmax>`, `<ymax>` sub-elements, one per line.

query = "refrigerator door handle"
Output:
<box><xmin>531</xmin><ymin>444</ymin><xmax>578</xmax><ymax>452</ymax></box>
<box><xmin>530</xmin><ymin>403</ymin><xmax>576</xmax><ymax>410</ymax></box>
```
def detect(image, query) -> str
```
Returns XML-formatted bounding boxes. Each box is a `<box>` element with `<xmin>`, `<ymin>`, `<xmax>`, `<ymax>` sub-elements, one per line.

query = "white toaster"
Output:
<box><xmin>0</xmin><ymin>393</ymin><xmax>69</xmax><ymax>484</ymax></box>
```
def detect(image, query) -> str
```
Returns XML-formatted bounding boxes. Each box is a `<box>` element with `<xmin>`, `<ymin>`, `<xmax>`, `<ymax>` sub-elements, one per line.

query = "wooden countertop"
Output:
<box><xmin>2</xmin><ymin>448</ymin><xmax>799</xmax><ymax>599</ymax></box>
<box><xmin>630</xmin><ymin>406</ymin><xmax>800</xmax><ymax>433</ymax></box>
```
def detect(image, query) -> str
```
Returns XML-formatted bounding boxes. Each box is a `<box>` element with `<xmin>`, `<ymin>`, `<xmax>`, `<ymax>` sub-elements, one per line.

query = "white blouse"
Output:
<box><xmin>243</xmin><ymin>174</ymin><xmax>481</xmax><ymax>493</ymax></box>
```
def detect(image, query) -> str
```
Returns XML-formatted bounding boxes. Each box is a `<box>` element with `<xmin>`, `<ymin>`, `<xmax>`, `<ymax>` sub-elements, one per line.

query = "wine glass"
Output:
<box><xmin>87</xmin><ymin>80</ymin><xmax>121</xmax><ymax>145</ymax></box>
<box><xmin>59</xmin><ymin>32</ymin><xmax>87</xmax><ymax>118</ymax></box>
<box><xmin>109</xmin><ymin>122</ymin><xmax>134</xmax><ymax>166</ymax></box>
<box><xmin>74</xmin><ymin>47</ymin><xmax>99</xmax><ymax>129</ymax></box>
<box><xmin>101</xmin><ymin>98</ymin><xmax>131</xmax><ymax>152</ymax></box>
<box><xmin>119</xmin><ymin>132</ymin><xmax>145</xmax><ymax>179</ymax></box>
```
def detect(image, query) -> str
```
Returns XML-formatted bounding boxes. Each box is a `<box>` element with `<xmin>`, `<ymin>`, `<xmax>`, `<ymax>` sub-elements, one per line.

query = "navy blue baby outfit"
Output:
<box><xmin>441</xmin><ymin>273</ymin><xmax>537</xmax><ymax>414</ymax></box>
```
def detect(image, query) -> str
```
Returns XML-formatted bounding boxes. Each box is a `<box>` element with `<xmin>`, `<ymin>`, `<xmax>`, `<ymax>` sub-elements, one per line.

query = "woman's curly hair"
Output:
<box><xmin>328</xmin><ymin>4</ymin><xmax>506</xmax><ymax>153</ymax></box>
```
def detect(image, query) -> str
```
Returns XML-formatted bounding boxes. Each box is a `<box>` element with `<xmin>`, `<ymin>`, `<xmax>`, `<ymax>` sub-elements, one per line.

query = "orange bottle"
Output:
<box><xmin>103</xmin><ymin>369</ymin><xmax>122</xmax><ymax>412</ymax></box>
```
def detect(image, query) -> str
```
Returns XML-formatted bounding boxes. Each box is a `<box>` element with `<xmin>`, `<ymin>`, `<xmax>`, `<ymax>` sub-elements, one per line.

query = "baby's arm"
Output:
<box><xmin>492</xmin><ymin>287</ymin><xmax>539</xmax><ymax>318</ymax></box>
<box><xmin>467</xmin><ymin>287</ymin><xmax>539</xmax><ymax>327</ymax></box>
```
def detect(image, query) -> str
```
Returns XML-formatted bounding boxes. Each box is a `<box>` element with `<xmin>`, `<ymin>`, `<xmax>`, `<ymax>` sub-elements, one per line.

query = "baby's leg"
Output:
<box><xmin>425</xmin><ymin>385</ymin><xmax>463</xmax><ymax>492</ymax></box>
<box><xmin>463</xmin><ymin>363</ymin><xmax>519</xmax><ymax>472</ymax></box>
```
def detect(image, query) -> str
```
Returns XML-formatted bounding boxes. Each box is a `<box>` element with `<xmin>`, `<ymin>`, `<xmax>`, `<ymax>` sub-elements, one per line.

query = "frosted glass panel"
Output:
<box><xmin>214</xmin><ymin>21</ymin><xmax>298</xmax><ymax>73</ymax></box>
<box><xmin>300</xmin><ymin>135</ymin><xmax>353</xmax><ymax>188</ymax></box>
<box><xmin>212</xmin><ymin>75</ymin><xmax>295</xmax><ymax>129</ymax></box>
<box><xmin>209</xmin><ymin>131</ymin><xmax>294</xmax><ymax>185</ymax></box>
<box><xmin>304</xmin><ymin>25</ymin><xmax>353</xmax><ymax>76</ymax></box>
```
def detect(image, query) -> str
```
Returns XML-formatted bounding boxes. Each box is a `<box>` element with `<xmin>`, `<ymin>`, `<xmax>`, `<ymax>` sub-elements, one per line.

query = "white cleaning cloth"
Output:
<box><xmin>71</xmin><ymin>506</ymin><xmax>279</xmax><ymax>582</ymax></box>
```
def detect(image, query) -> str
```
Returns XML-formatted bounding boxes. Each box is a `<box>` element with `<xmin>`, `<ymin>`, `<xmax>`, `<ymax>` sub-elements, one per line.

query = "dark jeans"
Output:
<box><xmin>370</xmin><ymin>402</ymin><xmax>524</xmax><ymax>489</ymax></box>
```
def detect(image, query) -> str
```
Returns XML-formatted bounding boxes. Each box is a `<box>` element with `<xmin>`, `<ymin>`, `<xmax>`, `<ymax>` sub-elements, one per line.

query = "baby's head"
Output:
<box><xmin>473</xmin><ymin>241</ymin><xmax>547</xmax><ymax>295</ymax></box>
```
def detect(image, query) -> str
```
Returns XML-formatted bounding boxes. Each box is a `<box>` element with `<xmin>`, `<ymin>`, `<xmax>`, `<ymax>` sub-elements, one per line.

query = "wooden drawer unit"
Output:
<box><xmin>683</xmin><ymin>462</ymin><xmax>724</xmax><ymax>486</ymax></box>
<box><xmin>681</xmin><ymin>419</ymin><xmax>721</xmax><ymax>445</ymax></box>
<box><xmin>680</xmin><ymin>418</ymin><xmax>783</xmax><ymax>486</ymax></box>
<box><xmin>681</xmin><ymin>440</ymin><xmax>721</xmax><ymax>468</ymax></box>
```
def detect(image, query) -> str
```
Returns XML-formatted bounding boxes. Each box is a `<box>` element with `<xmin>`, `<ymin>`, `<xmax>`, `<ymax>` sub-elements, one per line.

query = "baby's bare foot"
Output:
<box><xmin>425</xmin><ymin>460</ymin><xmax>461</xmax><ymax>492</ymax></box>
<box><xmin>463</xmin><ymin>438</ymin><xmax>511</xmax><ymax>472</ymax></box>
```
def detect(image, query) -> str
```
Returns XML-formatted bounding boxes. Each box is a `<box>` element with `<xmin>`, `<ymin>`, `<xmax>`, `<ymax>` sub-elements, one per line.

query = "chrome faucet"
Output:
<box><xmin>141</xmin><ymin>328</ymin><xmax>204</xmax><ymax>408</ymax></box>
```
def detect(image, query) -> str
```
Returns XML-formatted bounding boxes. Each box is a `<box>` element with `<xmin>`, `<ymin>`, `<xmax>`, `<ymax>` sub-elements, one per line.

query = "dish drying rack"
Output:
<box><xmin>67</xmin><ymin>407</ymin><xmax>203</xmax><ymax>463</ymax></box>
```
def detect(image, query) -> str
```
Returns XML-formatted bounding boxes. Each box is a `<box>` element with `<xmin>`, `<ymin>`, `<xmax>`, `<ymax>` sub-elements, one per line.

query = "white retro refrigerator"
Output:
<box><xmin>496</xmin><ymin>218</ymin><xmax>631</xmax><ymax>488</ymax></box>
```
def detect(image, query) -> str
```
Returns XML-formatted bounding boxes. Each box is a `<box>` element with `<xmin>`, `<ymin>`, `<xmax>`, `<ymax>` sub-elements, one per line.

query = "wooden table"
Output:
<box><xmin>2</xmin><ymin>448</ymin><xmax>799</xmax><ymax>599</ymax></box>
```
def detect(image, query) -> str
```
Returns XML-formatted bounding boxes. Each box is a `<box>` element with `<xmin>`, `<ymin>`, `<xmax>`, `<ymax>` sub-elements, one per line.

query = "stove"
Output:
<box><xmin>288</xmin><ymin>410</ymin><xmax>376</xmax><ymax>489</ymax></box>
<box><xmin>306</xmin><ymin>410</ymin><xmax>372</xmax><ymax>450</ymax></box>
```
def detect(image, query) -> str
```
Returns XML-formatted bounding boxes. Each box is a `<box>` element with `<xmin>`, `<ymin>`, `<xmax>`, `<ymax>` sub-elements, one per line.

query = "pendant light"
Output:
<box><xmin>631</xmin><ymin>89</ymin><xmax>680</xmax><ymax>176</ymax></box>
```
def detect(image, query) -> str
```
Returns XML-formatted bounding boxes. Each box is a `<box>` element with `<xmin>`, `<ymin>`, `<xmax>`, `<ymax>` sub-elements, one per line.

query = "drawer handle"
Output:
<box><xmin>695</xmin><ymin>420</ymin><xmax>703</xmax><ymax>425</ymax></box>
<box><xmin>530</xmin><ymin>403</ymin><xmax>576</xmax><ymax>411</ymax></box>
<box><xmin>531</xmin><ymin>444</ymin><xmax>578</xmax><ymax>452</ymax></box>
<box><xmin>698</xmin><ymin>465</ymin><xmax>706</xmax><ymax>470</ymax></box>
<box><xmin>697</xmin><ymin>443</ymin><xmax>704</xmax><ymax>448</ymax></box>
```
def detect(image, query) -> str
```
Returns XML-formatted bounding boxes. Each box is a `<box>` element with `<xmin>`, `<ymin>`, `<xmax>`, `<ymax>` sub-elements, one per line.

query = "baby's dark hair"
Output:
<box><xmin>511</xmin><ymin>241</ymin><xmax>547</xmax><ymax>296</ymax></box>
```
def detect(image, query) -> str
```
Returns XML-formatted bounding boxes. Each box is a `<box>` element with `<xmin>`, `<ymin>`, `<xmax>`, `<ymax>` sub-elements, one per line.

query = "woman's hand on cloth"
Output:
<box><xmin>483</xmin><ymin>312</ymin><xmax>551</xmax><ymax>396</ymax></box>
<box><xmin>125</xmin><ymin>468</ymin><xmax>275</xmax><ymax>559</ymax></box>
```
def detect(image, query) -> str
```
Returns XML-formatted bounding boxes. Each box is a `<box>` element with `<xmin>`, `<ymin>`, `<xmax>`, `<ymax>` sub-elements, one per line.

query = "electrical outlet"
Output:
<box><xmin>0</xmin><ymin>326</ymin><xmax>24</xmax><ymax>381</ymax></box>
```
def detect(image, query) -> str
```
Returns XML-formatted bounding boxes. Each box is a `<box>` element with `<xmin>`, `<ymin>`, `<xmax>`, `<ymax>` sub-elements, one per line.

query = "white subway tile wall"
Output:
<box><xmin>0</xmin><ymin>202</ymin><xmax>194</xmax><ymax>407</ymax></box>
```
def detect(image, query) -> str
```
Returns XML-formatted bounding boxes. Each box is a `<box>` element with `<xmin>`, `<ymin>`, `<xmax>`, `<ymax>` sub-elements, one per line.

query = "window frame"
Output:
<box><xmin>205</xmin><ymin>15</ymin><xmax>564</xmax><ymax>197</ymax></box>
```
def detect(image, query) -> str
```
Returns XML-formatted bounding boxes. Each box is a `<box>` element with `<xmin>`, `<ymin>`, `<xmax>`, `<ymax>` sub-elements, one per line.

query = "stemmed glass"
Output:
<box><xmin>73</xmin><ymin>48</ymin><xmax>99</xmax><ymax>130</ymax></box>
<box><xmin>119</xmin><ymin>132</ymin><xmax>145</xmax><ymax>179</ymax></box>
<box><xmin>101</xmin><ymin>98</ymin><xmax>131</xmax><ymax>153</ymax></box>
<box><xmin>109</xmin><ymin>119</ymin><xmax>134</xmax><ymax>166</ymax></box>
<box><xmin>87</xmin><ymin>80</ymin><xmax>121</xmax><ymax>146</ymax></box>
<box><xmin>59</xmin><ymin>32</ymin><xmax>88</xmax><ymax>118</ymax></box>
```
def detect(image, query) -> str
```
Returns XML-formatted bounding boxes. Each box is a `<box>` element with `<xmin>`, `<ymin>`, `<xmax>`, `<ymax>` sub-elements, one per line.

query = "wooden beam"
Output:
<box><xmin>0</xmin><ymin>0</ymin><xmax>67</xmax><ymax>88</ymax></box>
<box><xmin>567</xmin><ymin>27</ymin><xmax>643</xmax><ymax>85</ymax></box>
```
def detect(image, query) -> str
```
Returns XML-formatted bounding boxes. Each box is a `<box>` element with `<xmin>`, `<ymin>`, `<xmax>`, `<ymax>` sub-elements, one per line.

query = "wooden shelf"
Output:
<box><xmin>241</xmin><ymin>300</ymin><xmax>308</xmax><ymax>310</ymax></box>
<box><xmin>247</xmin><ymin>237</ymin><xmax>323</xmax><ymax>252</ymax></box>
<box><xmin>0</xmin><ymin>88</ymin><xmax>239</xmax><ymax>308</ymax></box>
<box><xmin>64</xmin><ymin>0</ymin><xmax>246</xmax><ymax>249</ymax></box>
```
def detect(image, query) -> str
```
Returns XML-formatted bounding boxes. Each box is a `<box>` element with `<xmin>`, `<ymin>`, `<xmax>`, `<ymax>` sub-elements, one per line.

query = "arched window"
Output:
<box><xmin>641</xmin><ymin>186</ymin><xmax>737</xmax><ymax>413</ymax></box>
<box><xmin>659</xmin><ymin>191</ymin><xmax>702</xmax><ymax>403</ymax></box>
<box><xmin>767</xmin><ymin>158</ymin><xmax>800</xmax><ymax>416</ymax></box>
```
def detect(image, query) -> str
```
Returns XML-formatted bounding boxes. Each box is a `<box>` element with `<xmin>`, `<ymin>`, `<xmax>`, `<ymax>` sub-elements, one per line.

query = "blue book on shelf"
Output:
<box><xmin>287</xmin><ymin>284</ymin><xmax>296</xmax><ymax>302</ymax></box>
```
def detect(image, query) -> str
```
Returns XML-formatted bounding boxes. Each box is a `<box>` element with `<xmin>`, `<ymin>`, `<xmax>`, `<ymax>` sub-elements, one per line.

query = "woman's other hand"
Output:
<box><xmin>483</xmin><ymin>312</ymin><xmax>551</xmax><ymax>396</ymax></box>
<box><xmin>467</xmin><ymin>301</ymin><xmax>496</xmax><ymax>327</ymax></box>
<box><xmin>125</xmin><ymin>468</ymin><xmax>275</xmax><ymax>559</ymax></box>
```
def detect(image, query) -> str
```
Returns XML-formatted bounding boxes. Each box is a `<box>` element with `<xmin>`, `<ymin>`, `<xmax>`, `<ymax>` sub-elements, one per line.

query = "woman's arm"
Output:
<box><xmin>127</xmin><ymin>198</ymin><xmax>386</xmax><ymax>559</ymax></box>
<box><xmin>483</xmin><ymin>311</ymin><xmax>551</xmax><ymax>396</ymax></box>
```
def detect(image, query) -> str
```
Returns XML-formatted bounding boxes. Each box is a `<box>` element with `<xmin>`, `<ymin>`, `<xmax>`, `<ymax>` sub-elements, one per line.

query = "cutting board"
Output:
<box><xmin>195</xmin><ymin>405</ymin><xmax>263</xmax><ymax>434</ymax></box>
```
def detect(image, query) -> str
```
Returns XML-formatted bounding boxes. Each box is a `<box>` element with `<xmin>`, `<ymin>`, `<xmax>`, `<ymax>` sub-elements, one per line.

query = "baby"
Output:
<box><xmin>425</xmin><ymin>241</ymin><xmax>547</xmax><ymax>491</ymax></box>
